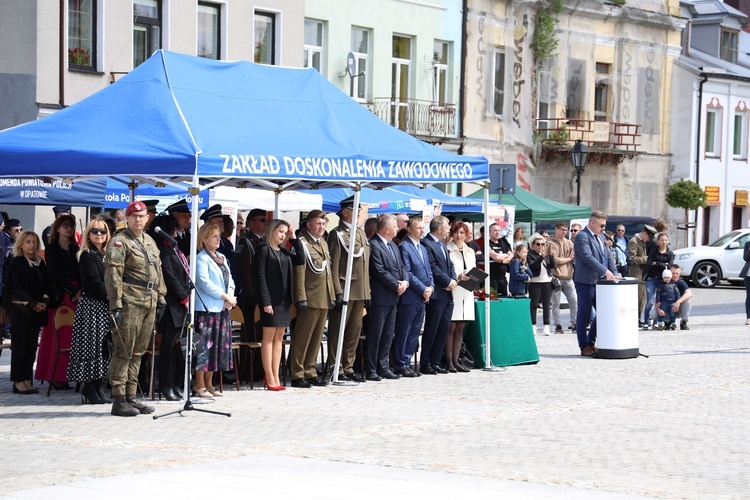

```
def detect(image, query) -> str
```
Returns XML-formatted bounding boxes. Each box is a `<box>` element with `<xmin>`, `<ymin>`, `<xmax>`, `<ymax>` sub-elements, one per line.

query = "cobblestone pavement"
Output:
<box><xmin>0</xmin><ymin>287</ymin><xmax>748</xmax><ymax>499</ymax></box>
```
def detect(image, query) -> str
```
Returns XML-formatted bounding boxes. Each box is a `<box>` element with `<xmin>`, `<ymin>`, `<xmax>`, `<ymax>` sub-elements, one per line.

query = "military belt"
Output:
<box><xmin>123</xmin><ymin>276</ymin><xmax>157</xmax><ymax>290</ymax></box>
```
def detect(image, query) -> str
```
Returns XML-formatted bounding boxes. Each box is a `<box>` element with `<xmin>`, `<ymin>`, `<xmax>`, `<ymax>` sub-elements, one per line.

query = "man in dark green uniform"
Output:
<box><xmin>290</xmin><ymin>210</ymin><xmax>335</xmax><ymax>388</ymax></box>
<box><xmin>105</xmin><ymin>200</ymin><xmax>167</xmax><ymax>417</ymax></box>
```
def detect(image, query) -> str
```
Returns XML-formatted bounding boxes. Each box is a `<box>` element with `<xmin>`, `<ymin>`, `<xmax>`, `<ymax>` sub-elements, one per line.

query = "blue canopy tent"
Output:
<box><xmin>0</xmin><ymin>50</ymin><xmax>494</xmax><ymax>381</ymax></box>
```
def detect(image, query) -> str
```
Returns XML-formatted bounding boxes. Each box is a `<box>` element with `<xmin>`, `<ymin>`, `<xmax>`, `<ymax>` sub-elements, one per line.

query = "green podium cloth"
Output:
<box><xmin>464</xmin><ymin>299</ymin><xmax>539</xmax><ymax>367</ymax></box>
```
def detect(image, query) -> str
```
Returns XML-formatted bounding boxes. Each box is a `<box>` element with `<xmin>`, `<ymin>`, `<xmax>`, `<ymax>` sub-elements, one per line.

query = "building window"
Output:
<box><xmin>537</xmin><ymin>58</ymin><xmax>554</xmax><ymax>138</ymax></box>
<box><xmin>733</xmin><ymin>110</ymin><xmax>748</xmax><ymax>159</ymax></box>
<box><xmin>721</xmin><ymin>28</ymin><xmax>739</xmax><ymax>64</ymax></box>
<box><xmin>197</xmin><ymin>2</ymin><xmax>220</xmax><ymax>60</ymax></box>
<box><xmin>492</xmin><ymin>48</ymin><xmax>506</xmax><ymax>116</ymax></box>
<box><xmin>594</xmin><ymin>63</ymin><xmax>610</xmax><ymax>122</ymax></box>
<box><xmin>635</xmin><ymin>182</ymin><xmax>656</xmax><ymax>216</ymax></box>
<box><xmin>590</xmin><ymin>180</ymin><xmax>610</xmax><ymax>213</ymax></box>
<box><xmin>350</xmin><ymin>28</ymin><xmax>369</xmax><ymax>101</ymax></box>
<box><xmin>303</xmin><ymin>20</ymin><xmax>323</xmax><ymax>71</ymax></box>
<box><xmin>68</xmin><ymin>0</ymin><xmax>96</xmax><ymax>69</ymax></box>
<box><xmin>255</xmin><ymin>12</ymin><xmax>276</xmax><ymax>65</ymax></box>
<box><xmin>391</xmin><ymin>35</ymin><xmax>412</xmax><ymax>131</ymax></box>
<box><xmin>705</xmin><ymin>107</ymin><xmax>722</xmax><ymax>157</ymax></box>
<box><xmin>433</xmin><ymin>40</ymin><xmax>449</xmax><ymax>105</ymax></box>
<box><xmin>133</xmin><ymin>0</ymin><xmax>161</xmax><ymax>68</ymax></box>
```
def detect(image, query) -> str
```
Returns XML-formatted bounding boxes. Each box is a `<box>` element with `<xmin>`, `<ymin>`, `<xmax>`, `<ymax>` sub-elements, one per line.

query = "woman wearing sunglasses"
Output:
<box><xmin>67</xmin><ymin>218</ymin><xmax>112</xmax><ymax>404</ymax></box>
<box><xmin>527</xmin><ymin>234</ymin><xmax>556</xmax><ymax>336</ymax></box>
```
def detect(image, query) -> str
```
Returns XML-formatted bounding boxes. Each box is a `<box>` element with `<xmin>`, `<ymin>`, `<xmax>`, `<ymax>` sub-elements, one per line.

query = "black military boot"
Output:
<box><xmin>111</xmin><ymin>396</ymin><xmax>139</xmax><ymax>417</ymax></box>
<box><xmin>126</xmin><ymin>395</ymin><xmax>155</xmax><ymax>414</ymax></box>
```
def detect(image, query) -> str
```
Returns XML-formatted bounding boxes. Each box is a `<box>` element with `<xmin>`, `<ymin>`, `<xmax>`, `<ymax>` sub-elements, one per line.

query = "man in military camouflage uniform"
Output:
<box><xmin>326</xmin><ymin>196</ymin><xmax>370</xmax><ymax>383</ymax></box>
<box><xmin>105</xmin><ymin>200</ymin><xmax>167</xmax><ymax>417</ymax></box>
<box><xmin>290</xmin><ymin>210</ymin><xmax>336</xmax><ymax>388</ymax></box>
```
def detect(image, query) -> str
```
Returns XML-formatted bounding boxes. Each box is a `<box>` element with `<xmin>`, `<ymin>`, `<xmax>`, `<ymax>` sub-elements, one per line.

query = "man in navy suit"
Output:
<box><xmin>393</xmin><ymin>216</ymin><xmax>434</xmax><ymax>377</ymax></box>
<box><xmin>420</xmin><ymin>216</ymin><xmax>457</xmax><ymax>374</ymax></box>
<box><xmin>573</xmin><ymin>210</ymin><xmax>620</xmax><ymax>356</ymax></box>
<box><xmin>366</xmin><ymin>214</ymin><xmax>409</xmax><ymax>381</ymax></box>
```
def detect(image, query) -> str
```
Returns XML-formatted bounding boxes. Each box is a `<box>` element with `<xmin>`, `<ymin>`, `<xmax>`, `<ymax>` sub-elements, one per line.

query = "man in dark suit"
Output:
<box><xmin>419</xmin><ymin>215</ymin><xmax>457</xmax><ymax>374</ymax></box>
<box><xmin>235</xmin><ymin>208</ymin><xmax>268</xmax><ymax>342</ymax></box>
<box><xmin>573</xmin><ymin>210</ymin><xmax>620</xmax><ymax>356</ymax></box>
<box><xmin>393</xmin><ymin>216</ymin><xmax>433</xmax><ymax>377</ymax></box>
<box><xmin>366</xmin><ymin>214</ymin><xmax>409</xmax><ymax>381</ymax></box>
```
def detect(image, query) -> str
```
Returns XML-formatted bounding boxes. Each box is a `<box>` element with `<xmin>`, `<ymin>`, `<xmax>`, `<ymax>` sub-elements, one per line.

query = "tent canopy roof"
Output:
<box><xmin>0</xmin><ymin>50</ymin><xmax>487</xmax><ymax>191</ymax></box>
<box><xmin>468</xmin><ymin>188</ymin><xmax>592</xmax><ymax>222</ymax></box>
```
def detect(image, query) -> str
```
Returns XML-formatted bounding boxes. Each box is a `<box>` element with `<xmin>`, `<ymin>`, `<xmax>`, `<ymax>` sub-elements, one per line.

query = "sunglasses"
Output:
<box><xmin>534</xmin><ymin>242</ymin><xmax>544</xmax><ymax>246</ymax></box>
<box><xmin>570</xmin><ymin>229</ymin><xmax>578</xmax><ymax>233</ymax></box>
<box><xmin>599</xmin><ymin>224</ymin><xmax>606</xmax><ymax>228</ymax></box>
<box><xmin>90</xmin><ymin>228</ymin><xmax>107</xmax><ymax>235</ymax></box>
<box><xmin>61</xmin><ymin>223</ymin><xmax>75</xmax><ymax>229</ymax></box>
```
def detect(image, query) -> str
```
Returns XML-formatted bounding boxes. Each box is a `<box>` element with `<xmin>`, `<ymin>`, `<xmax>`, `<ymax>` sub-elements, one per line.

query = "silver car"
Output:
<box><xmin>672</xmin><ymin>229</ymin><xmax>750</xmax><ymax>288</ymax></box>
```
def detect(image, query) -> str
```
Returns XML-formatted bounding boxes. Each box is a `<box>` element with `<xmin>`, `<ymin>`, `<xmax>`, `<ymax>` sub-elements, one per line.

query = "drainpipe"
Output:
<box><xmin>458</xmin><ymin>0</ymin><xmax>468</xmax><ymax>159</ymax></box>
<box><xmin>59</xmin><ymin>0</ymin><xmax>65</xmax><ymax>107</ymax></box>
<box><xmin>693</xmin><ymin>72</ymin><xmax>708</xmax><ymax>246</ymax></box>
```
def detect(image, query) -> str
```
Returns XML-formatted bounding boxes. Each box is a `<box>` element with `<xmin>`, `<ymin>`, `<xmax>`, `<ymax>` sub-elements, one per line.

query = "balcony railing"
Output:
<box><xmin>535</xmin><ymin>118</ymin><xmax>641</xmax><ymax>152</ymax></box>
<box><xmin>366</xmin><ymin>98</ymin><xmax>458</xmax><ymax>141</ymax></box>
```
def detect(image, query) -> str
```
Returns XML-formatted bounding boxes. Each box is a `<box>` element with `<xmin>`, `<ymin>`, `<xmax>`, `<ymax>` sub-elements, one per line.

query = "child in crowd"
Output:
<box><xmin>509</xmin><ymin>244</ymin><xmax>533</xmax><ymax>297</ymax></box>
<box><xmin>655</xmin><ymin>268</ymin><xmax>680</xmax><ymax>330</ymax></box>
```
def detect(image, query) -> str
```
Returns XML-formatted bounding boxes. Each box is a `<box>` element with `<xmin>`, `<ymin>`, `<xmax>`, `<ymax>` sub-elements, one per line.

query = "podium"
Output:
<box><xmin>594</xmin><ymin>278</ymin><xmax>639</xmax><ymax>359</ymax></box>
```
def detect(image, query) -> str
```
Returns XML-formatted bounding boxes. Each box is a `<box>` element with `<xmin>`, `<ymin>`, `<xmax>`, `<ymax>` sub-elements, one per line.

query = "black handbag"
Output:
<box><xmin>458</xmin><ymin>342</ymin><xmax>475</xmax><ymax>369</ymax></box>
<box><xmin>550</xmin><ymin>276</ymin><xmax>562</xmax><ymax>292</ymax></box>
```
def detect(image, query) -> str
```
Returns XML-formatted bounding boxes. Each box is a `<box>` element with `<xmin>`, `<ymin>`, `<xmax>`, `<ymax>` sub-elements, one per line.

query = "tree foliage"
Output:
<box><xmin>531</xmin><ymin>0</ymin><xmax>564</xmax><ymax>64</ymax></box>
<box><xmin>666</xmin><ymin>179</ymin><xmax>706</xmax><ymax>211</ymax></box>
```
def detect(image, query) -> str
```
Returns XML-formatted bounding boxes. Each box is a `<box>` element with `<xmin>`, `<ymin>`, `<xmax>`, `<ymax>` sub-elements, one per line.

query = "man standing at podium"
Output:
<box><xmin>573</xmin><ymin>211</ymin><xmax>619</xmax><ymax>357</ymax></box>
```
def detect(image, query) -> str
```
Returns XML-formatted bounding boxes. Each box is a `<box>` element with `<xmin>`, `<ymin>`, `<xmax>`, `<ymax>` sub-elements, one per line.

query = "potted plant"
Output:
<box><xmin>68</xmin><ymin>47</ymin><xmax>90</xmax><ymax>66</ymax></box>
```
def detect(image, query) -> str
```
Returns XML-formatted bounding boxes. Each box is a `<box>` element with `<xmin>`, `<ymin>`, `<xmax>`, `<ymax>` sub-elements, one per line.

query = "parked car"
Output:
<box><xmin>673</xmin><ymin>228</ymin><xmax>750</xmax><ymax>288</ymax></box>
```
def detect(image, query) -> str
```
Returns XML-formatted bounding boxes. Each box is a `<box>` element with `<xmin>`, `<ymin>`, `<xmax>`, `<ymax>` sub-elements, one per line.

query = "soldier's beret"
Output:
<box><xmin>126</xmin><ymin>201</ymin><xmax>147</xmax><ymax>217</ymax></box>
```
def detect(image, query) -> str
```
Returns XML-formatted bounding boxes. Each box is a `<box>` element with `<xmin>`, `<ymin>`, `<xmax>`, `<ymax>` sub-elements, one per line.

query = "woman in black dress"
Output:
<box><xmin>8</xmin><ymin>231</ymin><xmax>49</xmax><ymax>394</ymax></box>
<box><xmin>67</xmin><ymin>217</ymin><xmax>111</xmax><ymax>404</ymax></box>
<box><xmin>253</xmin><ymin>219</ymin><xmax>297</xmax><ymax>391</ymax></box>
<box><xmin>148</xmin><ymin>214</ymin><xmax>189</xmax><ymax>401</ymax></box>
<box><xmin>644</xmin><ymin>233</ymin><xmax>674</xmax><ymax>330</ymax></box>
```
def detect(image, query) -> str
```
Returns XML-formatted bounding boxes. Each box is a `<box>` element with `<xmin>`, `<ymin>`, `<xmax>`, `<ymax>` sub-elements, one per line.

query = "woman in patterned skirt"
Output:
<box><xmin>67</xmin><ymin>217</ymin><xmax>111</xmax><ymax>404</ymax></box>
<box><xmin>193</xmin><ymin>223</ymin><xmax>236</xmax><ymax>399</ymax></box>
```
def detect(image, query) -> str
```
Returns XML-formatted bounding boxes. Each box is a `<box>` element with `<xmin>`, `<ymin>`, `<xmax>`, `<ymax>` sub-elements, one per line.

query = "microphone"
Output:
<box><xmin>155</xmin><ymin>226</ymin><xmax>178</xmax><ymax>246</ymax></box>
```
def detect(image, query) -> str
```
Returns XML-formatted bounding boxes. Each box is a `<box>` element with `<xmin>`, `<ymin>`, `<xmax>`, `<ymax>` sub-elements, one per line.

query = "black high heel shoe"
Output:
<box><xmin>159</xmin><ymin>387</ymin><xmax>179</xmax><ymax>401</ymax></box>
<box><xmin>94</xmin><ymin>379</ymin><xmax>112</xmax><ymax>403</ymax></box>
<box><xmin>81</xmin><ymin>382</ymin><xmax>105</xmax><ymax>404</ymax></box>
<box><xmin>172</xmin><ymin>386</ymin><xmax>183</xmax><ymax>399</ymax></box>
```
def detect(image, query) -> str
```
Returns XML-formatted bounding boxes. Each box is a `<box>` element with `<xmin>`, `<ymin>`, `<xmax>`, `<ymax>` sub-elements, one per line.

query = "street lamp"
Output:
<box><xmin>571</xmin><ymin>139</ymin><xmax>588</xmax><ymax>206</ymax></box>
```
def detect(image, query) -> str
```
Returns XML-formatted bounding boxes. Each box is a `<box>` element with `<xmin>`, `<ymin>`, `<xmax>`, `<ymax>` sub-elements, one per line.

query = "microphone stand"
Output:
<box><xmin>154</xmin><ymin>239</ymin><xmax>230</xmax><ymax>419</ymax></box>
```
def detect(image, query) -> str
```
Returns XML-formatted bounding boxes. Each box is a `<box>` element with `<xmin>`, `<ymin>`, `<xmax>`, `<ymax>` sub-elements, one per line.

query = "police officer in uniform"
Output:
<box><xmin>290</xmin><ymin>210</ymin><xmax>336</xmax><ymax>388</ymax></box>
<box><xmin>105</xmin><ymin>201</ymin><xmax>167</xmax><ymax>417</ymax></box>
<box><xmin>235</xmin><ymin>208</ymin><xmax>268</xmax><ymax>342</ymax></box>
<box><xmin>167</xmin><ymin>198</ymin><xmax>192</xmax><ymax>258</ymax></box>
<box><xmin>326</xmin><ymin>196</ymin><xmax>370</xmax><ymax>383</ymax></box>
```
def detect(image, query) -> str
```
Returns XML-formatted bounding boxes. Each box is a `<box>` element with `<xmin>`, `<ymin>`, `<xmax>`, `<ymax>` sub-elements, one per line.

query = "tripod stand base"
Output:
<box><xmin>483</xmin><ymin>366</ymin><xmax>507</xmax><ymax>372</ymax></box>
<box><xmin>153</xmin><ymin>398</ymin><xmax>231</xmax><ymax>419</ymax></box>
<box><xmin>331</xmin><ymin>380</ymin><xmax>359</xmax><ymax>386</ymax></box>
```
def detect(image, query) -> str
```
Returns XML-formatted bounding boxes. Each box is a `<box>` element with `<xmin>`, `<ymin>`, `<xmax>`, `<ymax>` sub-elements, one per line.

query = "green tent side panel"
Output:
<box><xmin>467</xmin><ymin>188</ymin><xmax>591</xmax><ymax>222</ymax></box>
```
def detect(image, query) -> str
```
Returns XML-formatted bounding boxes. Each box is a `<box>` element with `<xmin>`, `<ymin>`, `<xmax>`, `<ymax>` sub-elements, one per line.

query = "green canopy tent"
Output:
<box><xmin>467</xmin><ymin>187</ymin><xmax>591</xmax><ymax>222</ymax></box>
